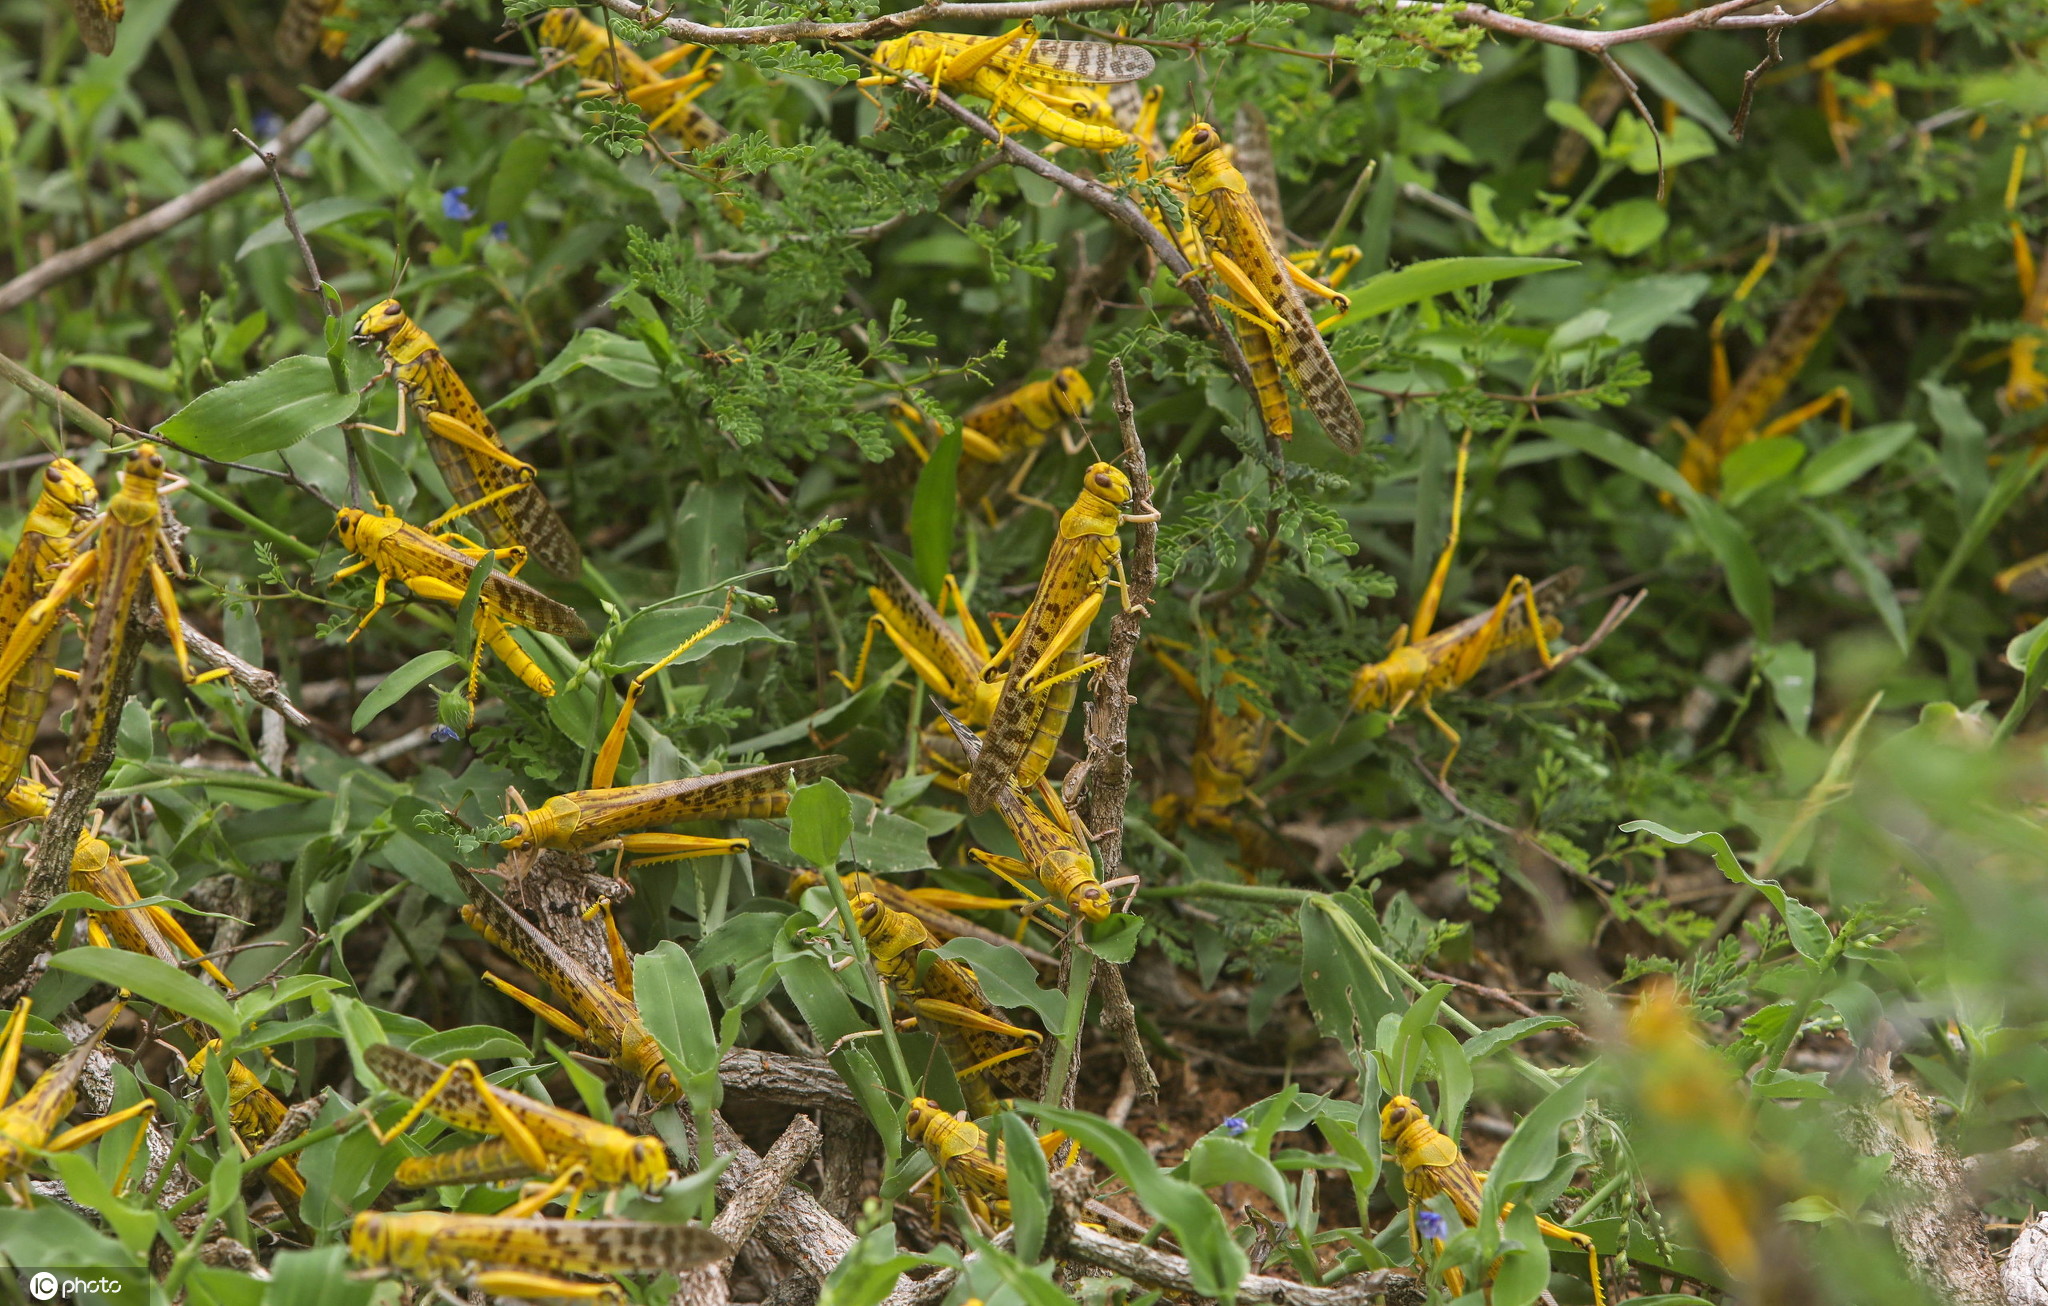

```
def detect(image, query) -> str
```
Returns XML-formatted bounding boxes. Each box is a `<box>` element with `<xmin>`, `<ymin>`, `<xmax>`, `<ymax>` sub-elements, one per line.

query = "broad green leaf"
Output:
<box><xmin>1544</xmin><ymin>99</ymin><xmax>1605</xmax><ymax>152</ymax></box>
<box><xmin>1025</xmin><ymin>1103</ymin><xmax>1249</xmax><ymax>1302</ymax></box>
<box><xmin>1326</xmin><ymin>257</ymin><xmax>1576</xmax><ymax>330</ymax></box>
<box><xmin>1798</xmin><ymin>421</ymin><xmax>1918</xmax><ymax>496</ymax></box>
<box><xmin>494</xmin><ymin>328</ymin><xmax>660</xmax><ymax>410</ymax></box>
<box><xmin>156</xmin><ymin>355</ymin><xmax>359</xmax><ymax>460</ymax></box>
<box><xmin>1620</xmin><ymin>821</ymin><xmax>1832</xmax><ymax>961</ymax></box>
<box><xmin>236</xmin><ymin>196</ymin><xmax>382</xmax><ymax>260</ymax></box>
<box><xmin>1804</xmin><ymin>507</ymin><xmax>1908</xmax><ymax>653</ymax></box>
<box><xmin>635</xmin><ymin>941</ymin><xmax>723</xmax><ymax>1108</ymax></box>
<box><xmin>1083</xmin><ymin>912</ymin><xmax>1143</xmax><ymax>964</ymax></box>
<box><xmin>910</xmin><ymin>429</ymin><xmax>962</xmax><ymax>601</ymax></box>
<box><xmin>816</xmin><ymin>1224</ymin><xmax>942</xmax><ymax>1306</ymax></box>
<box><xmin>451</xmin><ymin>548</ymin><xmax>495</xmax><ymax>658</ymax></box>
<box><xmin>49</xmin><ymin>948</ymin><xmax>238</xmax><ymax>1036</ymax></box>
<box><xmin>933</xmin><ymin>939</ymin><xmax>1065</xmax><ymax>1024</ymax></box>
<box><xmin>1756</xmin><ymin>640</ymin><xmax>1816</xmax><ymax>735</ymax></box>
<box><xmin>1588</xmin><ymin>198</ymin><xmax>1668</xmax><ymax>257</ymax></box>
<box><xmin>487</xmin><ymin>130</ymin><xmax>556</xmax><ymax>222</ymax></box>
<box><xmin>1614</xmin><ymin>43</ymin><xmax>1734</xmax><ymax>141</ymax></box>
<box><xmin>350</xmin><ymin>651</ymin><xmax>465</xmax><ymax>733</ymax></box>
<box><xmin>789</xmin><ymin>779</ymin><xmax>854</xmax><ymax>869</ymax></box>
<box><xmin>996</xmin><ymin>1112</ymin><xmax>1053</xmax><ymax>1260</ymax></box>
<box><xmin>66</xmin><ymin>353</ymin><xmax>177</xmax><ymax>392</ymax></box>
<box><xmin>605</xmin><ymin>605</ymin><xmax>786</xmax><ymax>670</ymax></box>
<box><xmin>1184</xmin><ymin>1133</ymin><xmax>1290</xmax><ymax>1210</ymax></box>
<box><xmin>1463</xmin><ymin>1016</ymin><xmax>1577</xmax><ymax>1063</ymax></box>
<box><xmin>1720</xmin><ymin>437</ymin><xmax>1804</xmax><ymax>507</ymax></box>
<box><xmin>1478</xmin><ymin>1070</ymin><xmax>1593</xmax><ymax>1226</ymax></box>
<box><xmin>1298</xmin><ymin>892</ymin><xmax>1401</xmax><ymax>1077</ymax></box>
<box><xmin>264</xmin><ymin>1246</ymin><xmax>375</xmax><ymax>1306</ymax></box>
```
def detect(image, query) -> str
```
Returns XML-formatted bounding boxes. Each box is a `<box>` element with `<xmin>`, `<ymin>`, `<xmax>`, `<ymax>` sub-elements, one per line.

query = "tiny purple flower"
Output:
<box><xmin>1415</xmin><ymin>1210</ymin><xmax>1448</xmax><ymax>1241</ymax></box>
<box><xmin>252</xmin><ymin>109</ymin><xmax>284</xmax><ymax>140</ymax></box>
<box><xmin>490</xmin><ymin>221</ymin><xmax>510</xmax><ymax>241</ymax></box>
<box><xmin>430</xmin><ymin>724</ymin><xmax>462</xmax><ymax>744</ymax></box>
<box><xmin>441</xmin><ymin>187</ymin><xmax>475</xmax><ymax>221</ymax></box>
<box><xmin>1221</xmin><ymin>1116</ymin><xmax>1248</xmax><ymax>1137</ymax></box>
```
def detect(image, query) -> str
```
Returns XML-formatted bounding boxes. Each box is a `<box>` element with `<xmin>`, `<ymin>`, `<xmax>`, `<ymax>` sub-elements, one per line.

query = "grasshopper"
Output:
<box><xmin>1149</xmin><ymin>639</ymin><xmax>1283</xmax><ymax>861</ymax></box>
<box><xmin>70</xmin><ymin>825</ymin><xmax>235</xmax><ymax>989</ymax></box>
<box><xmin>1381</xmin><ymin>1094</ymin><xmax>1606</xmax><ymax>1306</ymax></box>
<box><xmin>904</xmin><ymin>1096</ymin><xmax>1070</xmax><ymax>1229</ymax></box>
<box><xmin>352</xmin><ymin>299</ymin><xmax>584</xmax><ymax>578</ymax></box>
<box><xmin>1231</xmin><ymin>103</ymin><xmax>1364</xmax><ymax>329</ymax></box>
<box><xmin>461</xmin><ymin>881</ymin><xmax>680</xmax><ymax>1105</ymax></box>
<box><xmin>865</xmin><ymin>24</ymin><xmax>1151</xmax><ymax>152</ymax></box>
<box><xmin>334</xmin><ymin>504</ymin><xmax>587</xmax><ymax>711</ymax></box>
<box><xmin>349</xmin><ymin>1209</ymin><xmax>728</xmax><ymax>1303</ymax></box>
<box><xmin>0</xmin><ymin>1000</ymin><xmax>154</xmax><ymax>1201</ymax></box>
<box><xmin>2002</xmin><ymin>127</ymin><xmax>2047</xmax><ymax>417</ymax></box>
<box><xmin>275</xmin><ymin>0</ymin><xmax>352</xmax><ymax>64</ymax></box>
<box><xmin>184</xmin><ymin>1041</ymin><xmax>308</xmax><ymax>1206</ymax></box>
<box><xmin>832</xmin><ymin>545</ymin><xmax>1002</xmax><ymax>789</ymax></box>
<box><xmin>64</xmin><ymin>0</ymin><xmax>121</xmax><ymax>54</ymax></box>
<box><xmin>966</xmin><ymin>462</ymin><xmax>1156</xmax><ymax>814</ymax></box>
<box><xmin>365</xmin><ymin>1041</ymin><xmax>667</xmax><ymax>1212</ymax></box>
<box><xmin>1168</xmin><ymin>122</ymin><xmax>1366</xmax><ymax>452</ymax></box>
<box><xmin>848</xmin><ymin>891</ymin><xmax>1043</xmax><ymax>1118</ymax></box>
<box><xmin>786</xmin><ymin>871</ymin><xmax>1057</xmax><ymax>969</ymax></box>
<box><xmin>498</xmin><ymin>755</ymin><xmax>845</xmax><ymax>873</ymax></box>
<box><xmin>893</xmin><ymin>369</ymin><xmax>1098</xmax><ymax>510</ymax></box>
<box><xmin>0</xmin><ymin>446</ymin><xmax>230</xmax><ymax>767</ymax></box>
<box><xmin>1349</xmin><ymin>432</ymin><xmax>1574</xmax><ymax>780</ymax></box>
<box><xmin>0</xmin><ymin>458</ymin><xmax>99</xmax><ymax>794</ymax></box>
<box><xmin>538</xmin><ymin>8</ymin><xmax>727</xmax><ymax>153</ymax></box>
<box><xmin>1674</xmin><ymin>240</ymin><xmax>1849</xmax><ymax>495</ymax></box>
<box><xmin>936</xmin><ymin>706</ymin><xmax>1112</xmax><ymax>923</ymax></box>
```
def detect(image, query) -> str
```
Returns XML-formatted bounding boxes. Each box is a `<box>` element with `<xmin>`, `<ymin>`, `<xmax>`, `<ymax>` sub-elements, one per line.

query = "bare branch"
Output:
<box><xmin>230</xmin><ymin>128</ymin><xmax>338</xmax><ymax>319</ymax></box>
<box><xmin>589</xmin><ymin>0</ymin><xmax>1828</xmax><ymax>53</ymax></box>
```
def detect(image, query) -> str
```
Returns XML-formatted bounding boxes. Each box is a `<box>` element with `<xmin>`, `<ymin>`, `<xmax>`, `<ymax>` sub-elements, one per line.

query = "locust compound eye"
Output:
<box><xmin>43</xmin><ymin>465</ymin><xmax>60</xmax><ymax>484</ymax></box>
<box><xmin>651</xmin><ymin>1068</ymin><xmax>679</xmax><ymax>1102</ymax></box>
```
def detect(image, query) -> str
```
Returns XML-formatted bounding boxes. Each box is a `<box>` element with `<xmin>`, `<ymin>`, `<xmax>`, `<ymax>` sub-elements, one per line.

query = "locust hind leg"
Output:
<box><xmin>592</xmin><ymin>590</ymin><xmax>736</xmax><ymax>788</ymax></box>
<box><xmin>1420</xmin><ymin>699</ymin><xmax>1463</xmax><ymax>784</ymax></box>
<box><xmin>1407</xmin><ymin>429</ymin><xmax>1472</xmax><ymax>648</ymax></box>
<box><xmin>0</xmin><ymin>999</ymin><xmax>29</xmax><ymax>1109</ymax></box>
<box><xmin>480</xmin><ymin>972</ymin><xmax>593</xmax><ymax>1046</ymax></box>
<box><xmin>46</xmin><ymin>1100</ymin><xmax>156</xmax><ymax>1195</ymax></box>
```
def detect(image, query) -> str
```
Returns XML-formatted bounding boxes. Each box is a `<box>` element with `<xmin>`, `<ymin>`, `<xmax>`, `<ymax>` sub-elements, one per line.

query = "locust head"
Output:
<box><xmin>1380</xmin><ymin>1094</ymin><xmax>1423</xmax><ymax>1144</ymax></box>
<box><xmin>904</xmin><ymin>1096</ymin><xmax>947</xmax><ymax>1142</ymax></box>
<box><xmin>1080</xmin><ymin>461</ymin><xmax>1133</xmax><ymax>509</ymax></box>
<box><xmin>1066</xmin><ymin>876</ymin><xmax>1112</xmax><ymax>924</ymax></box>
<box><xmin>1051</xmin><ymin>368</ymin><xmax>1095</xmax><ymax>421</ymax></box>
<box><xmin>351</xmin><ymin>298</ymin><xmax>408</xmax><ymax>346</ymax></box>
<box><xmin>1349</xmin><ymin>646</ymin><xmax>1429</xmax><ymax>713</ymax></box>
<box><xmin>624</xmin><ymin>1133</ymin><xmax>671</xmax><ymax>1193</ymax></box>
<box><xmin>40</xmin><ymin>458</ymin><xmax>99</xmax><ymax>521</ymax></box>
<box><xmin>1169</xmin><ymin>121</ymin><xmax>1224</xmax><ymax>168</ymax></box>
<box><xmin>347</xmin><ymin>1212</ymin><xmax>390</xmax><ymax>1264</ymax></box>
<box><xmin>122</xmin><ymin>444</ymin><xmax>167</xmax><ymax>488</ymax></box>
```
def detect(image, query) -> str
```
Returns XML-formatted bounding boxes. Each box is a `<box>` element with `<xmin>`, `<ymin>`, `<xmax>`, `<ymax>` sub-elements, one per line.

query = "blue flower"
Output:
<box><xmin>1415</xmin><ymin>1209</ymin><xmax>1448</xmax><ymax>1241</ymax></box>
<box><xmin>441</xmin><ymin>187</ymin><xmax>475</xmax><ymax>221</ymax></box>
<box><xmin>490</xmin><ymin>222</ymin><xmax>509</xmax><ymax>241</ymax></box>
<box><xmin>1221</xmin><ymin>1116</ymin><xmax>1248</xmax><ymax>1137</ymax></box>
<box><xmin>252</xmin><ymin>109</ymin><xmax>284</xmax><ymax>141</ymax></box>
<box><xmin>429</xmin><ymin>724</ymin><xmax>462</xmax><ymax>744</ymax></box>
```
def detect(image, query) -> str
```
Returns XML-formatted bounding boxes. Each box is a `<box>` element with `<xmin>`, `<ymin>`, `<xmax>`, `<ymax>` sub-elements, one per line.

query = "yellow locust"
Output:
<box><xmin>0</xmin><ymin>1000</ymin><xmax>153</xmax><ymax>1200</ymax></box>
<box><xmin>849</xmin><ymin>892</ymin><xmax>1042</xmax><ymax>1118</ymax></box>
<box><xmin>1675</xmin><ymin>241</ymin><xmax>1849</xmax><ymax>496</ymax></box>
<box><xmin>350</xmin><ymin>1208</ymin><xmax>727</xmax><ymax>1303</ymax></box>
<box><xmin>893</xmin><ymin>368</ymin><xmax>1098</xmax><ymax>510</ymax></box>
<box><xmin>786</xmin><ymin>871</ymin><xmax>1058</xmax><ymax>970</ymax></box>
<box><xmin>1381</xmin><ymin>1094</ymin><xmax>1606</xmax><ymax>1306</ymax></box>
<box><xmin>1349</xmin><ymin>432</ymin><xmax>1573</xmax><ymax>780</ymax></box>
<box><xmin>70</xmin><ymin>827</ymin><xmax>235</xmax><ymax>990</ymax></box>
<box><xmin>276</xmin><ymin>0</ymin><xmax>353</xmax><ymax>64</ymax></box>
<box><xmin>0</xmin><ymin>458</ymin><xmax>98</xmax><ymax>796</ymax></box>
<box><xmin>365</xmin><ymin>1041</ymin><xmax>667</xmax><ymax>1211</ymax></box>
<box><xmin>904</xmin><ymin>1095</ymin><xmax>1069</xmax><ymax>1230</ymax></box>
<box><xmin>462</xmin><ymin>882</ymin><xmax>680</xmax><ymax>1106</ymax></box>
<box><xmin>65</xmin><ymin>0</ymin><xmax>122</xmax><ymax>54</ymax></box>
<box><xmin>936</xmin><ymin>706</ymin><xmax>1112</xmax><ymax>923</ymax></box>
<box><xmin>1149</xmin><ymin>639</ymin><xmax>1283</xmax><ymax>864</ymax></box>
<box><xmin>334</xmin><ymin>504</ymin><xmax>587</xmax><ymax>712</ymax></box>
<box><xmin>352</xmin><ymin>299</ymin><xmax>583</xmax><ymax>577</ymax></box>
<box><xmin>0</xmin><ymin>446</ymin><xmax>229</xmax><ymax>767</ymax></box>
<box><xmin>538</xmin><ymin>8</ymin><xmax>727</xmax><ymax>154</ymax></box>
<box><xmin>184</xmin><ymin>1041</ymin><xmax>308</xmax><ymax>1205</ymax></box>
<box><xmin>832</xmin><ymin>544</ymin><xmax>1002</xmax><ymax>791</ymax></box>
<box><xmin>865</xmin><ymin>24</ymin><xmax>1151</xmax><ymax>152</ymax></box>
<box><xmin>1169</xmin><ymin>122</ymin><xmax>1365</xmax><ymax>452</ymax></box>
<box><xmin>967</xmin><ymin>462</ymin><xmax>1155</xmax><ymax>814</ymax></box>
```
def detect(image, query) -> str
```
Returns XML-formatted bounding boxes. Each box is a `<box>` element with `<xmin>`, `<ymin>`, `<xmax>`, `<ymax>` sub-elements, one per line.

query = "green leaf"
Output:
<box><xmin>1024</xmin><ymin>1103</ymin><xmax>1249</xmax><ymax>1302</ymax></box>
<box><xmin>1298</xmin><ymin>892</ymin><xmax>1402</xmax><ymax>1078</ymax></box>
<box><xmin>1613</xmin><ymin>43</ymin><xmax>1733</xmax><ymax>141</ymax></box>
<box><xmin>816</xmin><ymin>1224</ymin><xmax>942</xmax><ymax>1306</ymax></box>
<box><xmin>1588</xmin><ymin>198</ymin><xmax>1668</xmax><ymax>257</ymax></box>
<box><xmin>1798</xmin><ymin>421</ymin><xmax>1918</xmax><ymax>497</ymax></box>
<box><xmin>1184</xmin><ymin>1134</ymin><xmax>1290</xmax><ymax>1210</ymax></box>
<box><xmin>451</xmin><ymin>549</ymin><xmax>496</xmax><ymax>656</ymax></box>
<box><xmin>156</xmin><ymin>355</ymin><xmax>359</xmax><ymax>460</ymax></box>
<box><xmin>1620</xmin><ymin>821</ymin><xmax>1833</xmax><ymax>961</ymax></box>
<box><xmin>235</xmin><ymin>196</ymin><xmax>382</xmax><ymax>261</ymax></box>
<box><xmin>1756</xmin><ymin>641</ymin><xmax>1816</xmax><ymax>735</ymax></box>
<box><xmin>350</xmin><ymin>651</ymin><xmax>465</xmax><ymax>733</ymax></box>
<box><xmin>788</xmin><ymin>780</ymin><xmax>854</xmax><ymax>869</ymax></box>
<box><xmin>932</xmin><ymin>939</ymin><xmax>1065</xmax><ymax>1024</ymax></box>
<box><xmin>486</xmin><ymin>131</ymin><xmax>556</xmax><ymax>223</ymax></box>
<box><xmin>494</xmin><ymin>329</ymin><xmax>661</xmax><ymax>410</ymax></box>
<box><xmin>1083</xmin><ymin>912</ymin><xmax>1143</xmax><ymax>964</ymax></box>
<box><xmin>909</xmin><ymin>429</ymin><xmax>962</xmax><ymax>602</ymax></box>
<box><xmin>1463</xmin><ymin>1016</ymin><xmax>1577</xmax><ymax>1063</ymax></box>
<box><xmin>66</xmin><ymin>353</ymin><xmax>178</xmax><ymax>392</ymax></box>
<box><xmin>1803</xmin><ymin>507</ymin><xmax>1908</xmax><ymax>654</ymax></box>
<box><xmin>1326</xmin><ymin>257</ymin><xmax>1576</xmax><ymax>330</ymax></box>
<box><xmin>634</xmin><ymin>941</ymin><xmax>722</xmax><ymax>1108</ymax></box>
<box><xmin>303</xmin><ymin>89</ymin><xmax>421</xmax><ymax>195</ymax></box>
<box><xmin>1998</xmin><ymin>614</ymin><xmax>2048</xmax><ymax>743</ymax></box>
<box><xmin>1720</xmin><ymin>437</ymin><xmax>1805</xmax><ymax>507</ymax></box>
<box><xmin>264</xmin><ymin>1246</ymin><xmax>375</xmax><ymax>1306</ymax></box>
<box><xmin>48</xmin><ymin>949</ymin><xmax>238</xmax><ymax>1036</ymax></box>
<box><xmin>995</xmin><ymin>1112</ymin><xmax>1053</xmax><ymax>1261</ymax></box>
<box><xmin>1477</xmin><ymin>1070</ymin><xmax>1593</xmax><ymax>1227</ymax></box>
<box><xmin>605</xmin><ymin>605</ymin><xmax>785</xmax><ymax>670</ymax></box>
